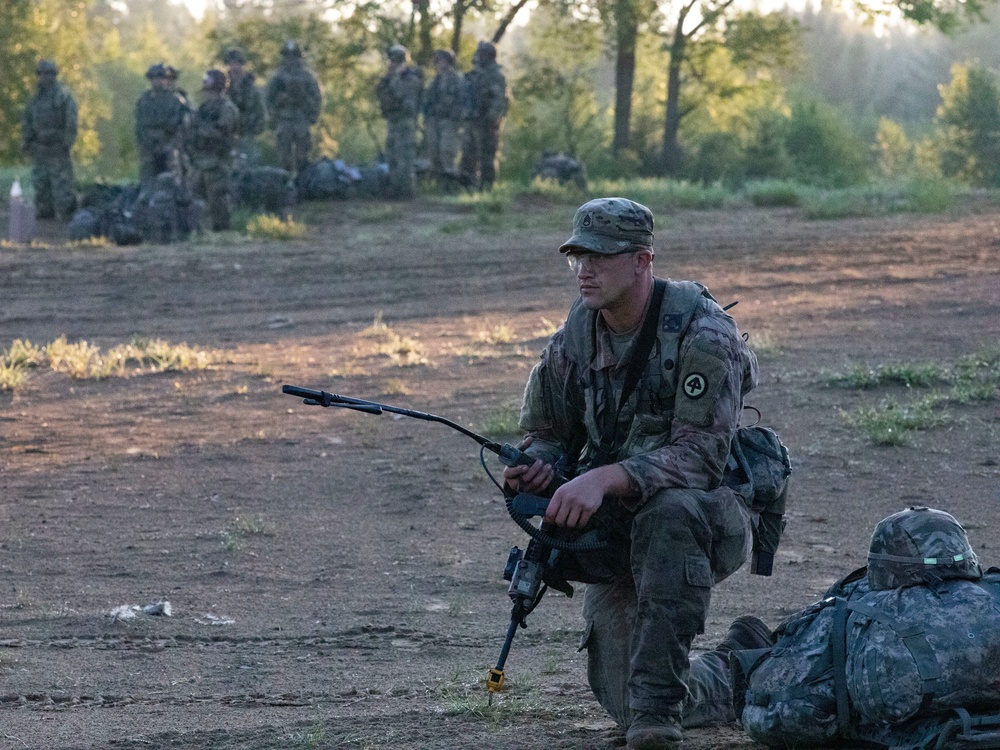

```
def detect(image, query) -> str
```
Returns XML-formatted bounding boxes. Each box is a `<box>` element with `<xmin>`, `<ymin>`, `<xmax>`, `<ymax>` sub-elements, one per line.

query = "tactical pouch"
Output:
<box><xmin>724</xmin><ymin>425</ymin><xmax>792</xmax><ymax>575</ymax></box>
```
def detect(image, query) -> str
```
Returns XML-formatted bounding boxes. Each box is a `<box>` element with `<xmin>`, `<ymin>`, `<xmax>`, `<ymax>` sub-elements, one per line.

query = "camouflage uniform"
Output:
<box><xmin>135</xmin><ymin>64</ymin><xmax>186</xmax><ymax>191</ymax></box>
<box><xmin>189</xmin><ymin>71</ymin><xmax>239</xmax><ymax>231</ymax></box>
<box><xmin>21</xmin><ymin>60</ymin><xmax>78</xmax><ymax>220</ymax></box>
<box><xmin>376</xmin><ymin>45</ymin><xmax>423</xmax><ymax>199</ymax></box>
<box><xmin>459</xmin><ymin>42</ymin><xmax>508</xmax><ymax>191</ymax></box>
<box><xmin>264</xmin><ymin>42</ymin><xmax>322</xmax><ymax>174</ymax></box>
<box><xmin>518</xmin><ymin>198</ymin><xmax>757</xmax><ymax>741</ymax></box>
<box><xmin>223</xmin><ymin>49</ymin><xmax>266</xmax><ymax>165</ymax></box>
<box><xmin>423</xmin><ymin>50</ymin><xmax>464</xmax><ymax>186</ymax></box>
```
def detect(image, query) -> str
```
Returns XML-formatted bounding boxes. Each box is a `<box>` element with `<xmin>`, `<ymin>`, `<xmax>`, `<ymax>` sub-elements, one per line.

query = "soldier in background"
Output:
<box><xmin>375</xmin><ymin>44</ymin><xmax>423</xmax><ymax>200</ymax></box>
<box><xmin>422</xmin><ymin>49</ymin><xmax>463</xmax><ymax>191</ymax></box>
<box><xmin>264</xmin><ymin>41</ymin><xmax>321</xmax><ymax>175</ymax></box>
<box><xmin>189</xmin><ymin>69</ymin><xmax>239</xmax><ymax>231</ymax></box>
<box><xmin>21</xmin><ymin>60</ymin><xmax>78</xmax><ymax>220</ymax></box>
<box><xmin>134</xmin><ymin>63</ymin><xmax>186</xmax><ymax>192</ymax></box>
<box><xmin>222</xmin><ymin>48</ymin><xmax>266</xmax><ymax>165</ymax></box>
<box><xmin>459</xmin><ymin>41</ymin><xmax>509</xmax><ymax>192</ymax></box>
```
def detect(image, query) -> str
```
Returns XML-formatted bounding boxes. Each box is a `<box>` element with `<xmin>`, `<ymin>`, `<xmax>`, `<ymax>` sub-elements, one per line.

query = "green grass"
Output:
<box><xmin>844</xmin><ymin>395</ymin><xmax>949</xmax><ymax>446</ymax></box>
<box><xmin>801</xmin><ymin>178</ymin><xmax>955</xmax><ymax>219</ymax></box>
<box><xmin>479</xmin><ymin>404</ymin><xmax>522</xmax><ymax>438</ymax></box>
<box><xmin>744</xmin><ymin>179</ymin><xmax>803</xmax><ymax>207</ymax></box>
<box><xmin>835</xmin><ymin>343</ymin><xmax>1000</xmax><ymax>444</ymax></box>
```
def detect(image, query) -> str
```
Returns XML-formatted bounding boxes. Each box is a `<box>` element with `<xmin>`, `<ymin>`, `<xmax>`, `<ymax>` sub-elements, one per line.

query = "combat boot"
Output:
<box><xmin>626</xmin><ymin>712</ymin><xmax>683</xmax><ymax>750</ymax></box>
<box><xmin>715</xmin><ymin>615</ymin><xmax>773</xmax><ymax>657</ymax></box>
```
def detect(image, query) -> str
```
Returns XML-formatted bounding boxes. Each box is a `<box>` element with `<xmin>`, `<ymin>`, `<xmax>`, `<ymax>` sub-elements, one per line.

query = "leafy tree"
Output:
<box><xmin>874</xmin><ymin>117</ymin><xmax>914</xmax><ymax>177</ymax></box>
<box><xmin>785</xmin><ymin>98</ymin><xmax>869</xmax><ymax>186</ymax></box>
<box><xmin>934</xmin><ymin>62</ymin><xmax>1000</xmax><ymax>186</ymax></box>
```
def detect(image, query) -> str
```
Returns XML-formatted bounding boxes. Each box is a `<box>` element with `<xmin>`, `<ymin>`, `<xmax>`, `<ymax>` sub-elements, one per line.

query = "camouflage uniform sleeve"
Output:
<box><xmin>21</xmin><ymin>100</ymin><xmax>35</xmax><ymax>152</ymax></box>
<box><xmin>620</xmin><ymin>301</ymin><xmax>758</xmax><ymax>503</ymax></box>
<box><xmin>518</xmin><ymin>328</ymin><xmax>588</xmax><ymax>469</ymax></box>
<box><xmin>485</xmin><ymin>68</ymin><xmax>509</xmax><ymax>123</ymax></box>
<box><xmin>307</xmin><ymin>73</ymin><xmax>322</xmax><ymax>124</ymax></box>
<box><xmin>63</xmin><ymin>90</ymin><xmax>78</xmax><ymax>146</ymax></box>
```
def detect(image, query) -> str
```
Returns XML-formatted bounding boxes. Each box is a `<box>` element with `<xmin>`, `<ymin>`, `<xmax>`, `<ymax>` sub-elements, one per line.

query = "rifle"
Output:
<box><xmin>281</xmin><ymin>384</ymin><xmax>610</xmax><ymax>697</ymax></box>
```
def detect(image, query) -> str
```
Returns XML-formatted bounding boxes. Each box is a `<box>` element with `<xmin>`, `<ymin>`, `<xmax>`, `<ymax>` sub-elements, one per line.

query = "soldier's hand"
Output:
<box><xmin>545</xmin><ymin>476</ymin><xmax>604</xmax><ymax>529</ymax></box>
<box><xmin>501</xmin><ymin>436</ymin><xmax>553</xmax><ymax>496</ymax></box>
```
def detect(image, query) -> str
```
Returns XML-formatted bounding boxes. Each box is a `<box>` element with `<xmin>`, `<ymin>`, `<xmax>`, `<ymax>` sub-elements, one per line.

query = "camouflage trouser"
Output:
<box><xmin>275</xmin><ymin>120</ymin><xmax>311</xmax><ymax>175</ymax></box>
<box><xmin>139</xmin><ymin>145</ymin><xmax>182</xmax><ymax>193</ymax></box>
<box><xmin>424</xmin><ymin>117</ymin><xmax>461</xmax><ymax>178</ymax></box>
<box><xmin>459</xmin><ymin>120</ymin><xmax>501</xmax><ymax>190</ymax></box>
<box><xmin>236</xmin><ymin>135</ymin><xmax>262</xmax><ymax>166</ymax></box>
<box><xmin>31</xmin><ymin>148</ymin><xmax>76</xmax><ymax>219</ymax></box>
<box><xmin>191</xmin><ymin>164</ymin><xmax>232</xmax><ymax>232</ymax></box>
<box><xmin>579</xmin><ymin>486</ymin><xmax>752</xmax><ymax>726</ymax></box>
<box><xmin>386</xmin><ymin>117</ymin><xmax>417</xmax><ymax>199</ymax></box>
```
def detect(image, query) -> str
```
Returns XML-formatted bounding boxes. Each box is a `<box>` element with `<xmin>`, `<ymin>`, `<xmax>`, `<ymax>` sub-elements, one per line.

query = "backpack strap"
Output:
<box><xmin>832</xmin><ymin>597</ymin><xmax>853</xmax><ymax>738</ymax></box>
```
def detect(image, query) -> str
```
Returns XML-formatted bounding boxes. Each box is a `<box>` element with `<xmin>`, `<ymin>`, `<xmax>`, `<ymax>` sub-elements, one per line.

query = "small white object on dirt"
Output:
<box><xmin>109</xmin><ymin>605</ymin><xmax>140</xmax><ymax>621</ymax></box>
<box><xmin>143</xmin><ymin>600</ymin><xmax>173</xmax><ymax>616</ymax></box>
<box><xmin>196</xmin><ymin>613</ymin><xmax>235</xmax><ymax>625</ymax></box>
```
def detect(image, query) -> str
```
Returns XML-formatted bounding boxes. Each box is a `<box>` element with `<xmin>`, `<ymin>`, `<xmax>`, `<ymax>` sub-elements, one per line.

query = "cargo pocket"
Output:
<box><xmin>685</xmin><ymin>554</ymin><xmax>714</xmax><ymax>588</ymax></box>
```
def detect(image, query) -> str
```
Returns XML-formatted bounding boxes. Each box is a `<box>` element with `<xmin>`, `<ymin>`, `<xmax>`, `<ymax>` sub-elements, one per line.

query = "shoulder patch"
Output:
<box><xmin>682</xmin><ymin>372</ymin><xmax>708</xmax><ymax>400</ymax></box>
<box><xmin>674</xmin><ymin>347</ymin><xmax>729</xmax><ymax>427</ymax></box>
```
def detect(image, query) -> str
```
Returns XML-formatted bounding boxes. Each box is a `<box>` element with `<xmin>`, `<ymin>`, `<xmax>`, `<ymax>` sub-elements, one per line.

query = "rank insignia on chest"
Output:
<box><xmin>663</xmin><ymin>314</ymin><xmax>683</xmax><ymax>333</ymax></box>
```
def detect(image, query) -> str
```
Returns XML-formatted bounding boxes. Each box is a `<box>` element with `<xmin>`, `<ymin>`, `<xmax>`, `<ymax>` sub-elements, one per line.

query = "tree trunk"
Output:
<box><xmin>662</xmin><ymin>18</ymin><xmax>687</xmax><ymax>177</ymax></box>
<box><xmin>451</xmin><ymin>0</ymin><xmax>467</xmax><ymax>54</ymax></box>
<box><xmin>414</xmin><ymin>0</ymin><xmax>434</xmax><ymax>66</ymax></box>
<box><xmin>492</xmin><ymin>0</ymin><xmax>532</xmax><ymax>44</ymax></box>
<box><xmin>612</xmin><ymin>0</ymin><xmax>639</xmax><ymax>154</ymax></box>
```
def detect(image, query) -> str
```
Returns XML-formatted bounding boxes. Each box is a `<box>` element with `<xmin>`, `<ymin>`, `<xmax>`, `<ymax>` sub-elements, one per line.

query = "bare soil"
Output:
<box><xmin>1</xmin><ymin>197</ymin><xmax>999</xmax><ymax>750</ymax></box>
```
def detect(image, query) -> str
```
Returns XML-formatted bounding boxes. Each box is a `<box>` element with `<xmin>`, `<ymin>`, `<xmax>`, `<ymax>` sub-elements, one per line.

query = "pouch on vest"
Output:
<box><xmin>723</xmin><ymin>424</ymin><xmax>792</xmax><ymax>575</ymax></box>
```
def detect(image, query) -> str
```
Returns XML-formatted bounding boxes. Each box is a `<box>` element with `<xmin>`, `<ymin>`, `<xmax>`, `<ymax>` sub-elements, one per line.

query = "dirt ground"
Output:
<box><xmin>1</xmin><ymin>196</ymin><xmax>999</xmax><ymax>750</ymax></box>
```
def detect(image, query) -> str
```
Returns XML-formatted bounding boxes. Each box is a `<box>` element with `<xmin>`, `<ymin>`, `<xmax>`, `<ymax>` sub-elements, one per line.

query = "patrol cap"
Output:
<box><xmin>36</xmin><ymin>59</ymin><xmax>59</xmax><ymax>76</ymax></box>
<box><xmin>201</xmin><ymin>69</ymin><xmax>227</xmax><ymax>92</ymax></box>
<box><xmin>223</xmin><ymin>48</ymin><xmax>247</xmax><ymax>64</ymax></box>
<box><xmin>387</xmin><ymin>44</ymin><xmax>408</xmax><ymax>63</ymax></box>
<box><xmin>281</xmin><ymin>40</ymin><xmax>302</xmax><ymax>57</ymax></box>
<box><xmin>146</xmin><ymin>63</ymin><xmax>168</xmax><ymax>80</ymax></box>
<box><xmin>867</xmin><ymin>506</ymin><xmax>982</xmax><ymax>591</ymax></box>
<box><xmin>559</xmin><ymin>197</ymin><xmax>654</xmax><ymax>255</ymax></box>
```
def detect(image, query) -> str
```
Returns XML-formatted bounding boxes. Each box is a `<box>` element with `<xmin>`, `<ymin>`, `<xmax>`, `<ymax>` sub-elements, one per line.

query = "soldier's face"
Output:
<box><xmin>228</xmin><ymin>62</ymin><xmax>244</xmax><ymax>77</ymax></box>
<box><xmin>568</xmin><ymin>250</ymin><xmax>647</xmax><ymax>311</ymax></box>
<box><xmin>151</xmin><ymin>77</ymin><xmax>168</xmax><ymax>90</ymax></box>
<box><xmin>37</xmin><ymin>72</ymin><xmax>57</xmax><ymax>87</ymax></box>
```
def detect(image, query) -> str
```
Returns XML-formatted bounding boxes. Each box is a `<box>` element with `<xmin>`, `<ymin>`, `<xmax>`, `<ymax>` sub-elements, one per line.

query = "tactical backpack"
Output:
<box><xmin>737</xmin><ymin>568</ymin><xmax>1000</xmax><ymax>750</ymax></box>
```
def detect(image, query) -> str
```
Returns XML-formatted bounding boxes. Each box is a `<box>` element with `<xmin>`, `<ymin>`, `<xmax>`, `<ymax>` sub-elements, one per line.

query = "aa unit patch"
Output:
<box><xmin>682</xmin><ymin>373</ymin><xmax>708</xmax><ymax>399</ymax></box>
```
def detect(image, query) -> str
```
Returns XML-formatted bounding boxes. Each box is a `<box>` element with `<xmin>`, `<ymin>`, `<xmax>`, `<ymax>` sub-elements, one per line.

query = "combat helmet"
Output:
<box><xmin>474</xmin><ymin>41</ymin><xmax>497</xmax><ymax>64</ymax></box>
<box><xmin>222</xmin><ymin>48</ymin><xmax>247</xmax><ymax>65</ymax></box>
<box><xmin>146</xmin><ymin>63</ymin><xmax>168</xmax><ymax>80</ymax></box>
<box><xmin>36</xmin><ymin>59</ymin><xmax>59</xmax><ymax>76</ymax></box>
<box><xmin>281</xmin><ymin>40</ymin><xmax>302</xmax><ymax>58</ymax></box>
<box><xmin>867</xmin><ymin>506</ymin><xmax>981</xmax><ymax>590</ymax></box>
<box><xmin>387</xmin><ymin>44</ymin><xmax>409</xmax><ymax>63</ymax></box>
<box><xmin>201</xmin><ymin>69</ymin><xmax>227</xmax><ymax>92</ymax></box>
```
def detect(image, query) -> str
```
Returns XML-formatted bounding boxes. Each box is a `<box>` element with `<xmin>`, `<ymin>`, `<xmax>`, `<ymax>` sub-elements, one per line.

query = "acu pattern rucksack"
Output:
<box><xmin>736</xmin><ymin>567</ymin><xmax>1000</xmax><ymax>749</ymax></box>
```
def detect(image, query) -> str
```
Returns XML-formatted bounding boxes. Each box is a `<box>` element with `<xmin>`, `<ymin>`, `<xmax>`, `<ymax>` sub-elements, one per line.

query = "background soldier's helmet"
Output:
<box><xmin>867</xmin><ymin>506</ymin><xmax>982</xmax><ymax>590</ymax></box>
<box><xmin>146</xmin><ymin>63</ymin><xmax>168</xmax><ymax>80</ymax></box>
<box><xmin>164</xmin><ymin>65</ymin><xmax>180</xmax><ymax>81</ymax></box>
<box><xmin>201</xmin><ymin>69</ymin><xmax>228</xmax><ymax>92</ymax></box>
<box><xmin>281</xmin><ymin>40</ymin><xmax>302</xmax><ymax>58</ymax></box>
<box><xmin>432</xmin><ymin>49</ymin><xmax>455</xmax><ymax>66</ymax></box>
<box><xmin>387</xmin><ymin>44</ymin><xmax>409</xmax><ymax>63</ymax></box>
<box><xmin>474</xmin><ymin>41</ymin><xmax>497</xmax><ymax>64</ymax></box>
<box><xmin>36</xmin><ymin>59</ymin><xmax>59</xmax><ymax>76</ymax></box>
<box><xmin>223</xmin><ymin>48</ymin><xmax>247</xmax><ymax>65</ymax></box>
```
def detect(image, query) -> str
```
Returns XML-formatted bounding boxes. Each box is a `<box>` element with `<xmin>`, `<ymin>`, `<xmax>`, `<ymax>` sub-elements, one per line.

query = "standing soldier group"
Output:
<box><xmin>378</xmin><ymin>40</ymin><xmax>510</xmax><ymax>198</ymax></box>
<box><xmin>21</xmin><ymin>37</ymin><xmax>507</xmax><ymax>231</ymax></box>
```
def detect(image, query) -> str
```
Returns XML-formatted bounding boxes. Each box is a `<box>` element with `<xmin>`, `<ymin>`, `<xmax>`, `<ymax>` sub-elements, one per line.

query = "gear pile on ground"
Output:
<box><xmin>295</xmin><ymin>157</ymin><xmax>391</xmax><ymax>200</ymax></box>
<box><xmin>532</xmin><ymin>151</ymin><xmax>587</xmax><ymax>190</ymax></box>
